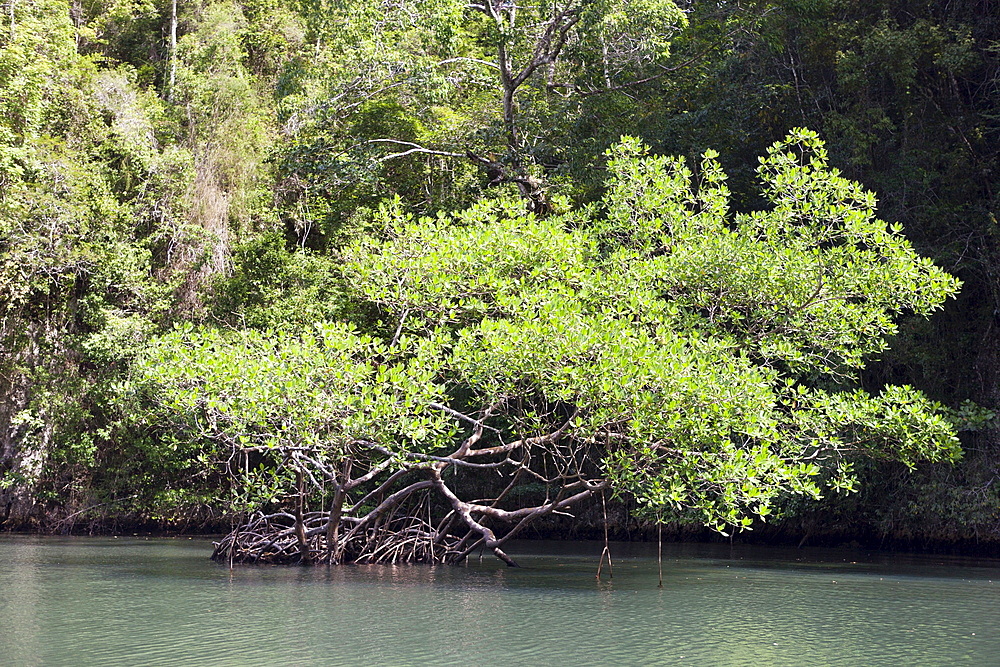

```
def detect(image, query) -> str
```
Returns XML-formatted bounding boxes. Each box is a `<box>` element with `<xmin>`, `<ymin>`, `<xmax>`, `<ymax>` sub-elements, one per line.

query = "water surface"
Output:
<box><xmin>1</xmin><ymin>536</ymin><xmax>997</xmax><ymax>665</ymax></box>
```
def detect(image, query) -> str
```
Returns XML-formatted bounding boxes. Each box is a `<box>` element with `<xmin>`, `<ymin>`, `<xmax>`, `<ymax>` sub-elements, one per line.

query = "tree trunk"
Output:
<box><xmin>168</xmin><ymin>0</ymin><xmax>177</xmax><ymax>102</ymax></box>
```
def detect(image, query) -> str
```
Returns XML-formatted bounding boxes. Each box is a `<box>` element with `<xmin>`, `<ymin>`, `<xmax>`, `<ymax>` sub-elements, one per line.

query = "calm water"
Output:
<box><xmin>1</xmin><ymin>536</ymin><xmax>998</xmax><ymax>666</ymax></box>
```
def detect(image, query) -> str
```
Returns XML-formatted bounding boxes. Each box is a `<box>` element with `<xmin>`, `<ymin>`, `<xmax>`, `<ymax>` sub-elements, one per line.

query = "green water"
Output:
<box><xmin>1</xmin><ymin>536</ymin><xmax>997</xmax><ymax>666</ymax></box>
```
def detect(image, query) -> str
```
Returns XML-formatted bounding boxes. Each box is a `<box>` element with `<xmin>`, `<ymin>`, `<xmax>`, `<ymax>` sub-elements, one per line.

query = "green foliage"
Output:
<box><xmin>209</xmin><ymin>232</ymin><xmax>357</xmax><ymax>329</ymax></box>
<box><xmin>0</xmin><ymin>0</ymin><xmax>190</xmax><ymax>520</ymax></box>
<box><xmin>576</xmin><ymin>0</ymin><xmax>688</xmax><ymax>85</ymax></box>
<box><xmin>0</xmin><ymin>0</ymin><xmax>991</xmax><ymax>545</ymax></box>
<box><xmin>134</xmin><ymin>321</ymin><xmax>454</xmax><ymax>510</ymax></box>
<box><xmin>139</xmin><ymin>132</ymin><xmax>961</xmax><ymax>533</ymax></box>
<box><xmin>269</xmin><ymin>0</ymin><xmax>693</xmax><ymax>241</ymax></box>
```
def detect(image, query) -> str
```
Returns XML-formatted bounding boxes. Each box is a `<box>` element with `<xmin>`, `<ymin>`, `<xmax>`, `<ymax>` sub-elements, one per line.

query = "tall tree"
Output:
<box><xmin>273</xmin><ymin>0</ymin><xmax>688</xmax><ymax>236</ymax></box>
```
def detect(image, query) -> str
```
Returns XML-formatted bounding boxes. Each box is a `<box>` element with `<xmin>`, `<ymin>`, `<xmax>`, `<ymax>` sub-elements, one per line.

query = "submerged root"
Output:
<box><xmin>211</xmin><ymin>510</ymin><xmax>468</xmax><ymax>565</ymax></box>
<box><xmin>211</xmin><ymin>436</ymin><xmax>605</xmax><ymax>567</ymax></box>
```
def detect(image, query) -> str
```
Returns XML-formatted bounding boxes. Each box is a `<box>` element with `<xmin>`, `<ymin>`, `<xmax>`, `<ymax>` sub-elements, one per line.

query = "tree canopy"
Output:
<box><xmin>136</xmin><ymin>130</ymin><xmax>961</xmax><ymax>564</ymax></box>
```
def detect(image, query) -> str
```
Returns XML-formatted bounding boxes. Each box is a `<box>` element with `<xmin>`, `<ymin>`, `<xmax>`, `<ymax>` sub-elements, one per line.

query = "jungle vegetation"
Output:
<box><xmin>1</xmin><ymin>0</ymin><xmax>998</xmax><ymax>562</ymax></box>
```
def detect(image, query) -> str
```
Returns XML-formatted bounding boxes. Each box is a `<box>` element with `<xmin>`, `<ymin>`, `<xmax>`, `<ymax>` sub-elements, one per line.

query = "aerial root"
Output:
<box><xmin>211</xmin><ymin>511</ymin><xmax>467</xmax><ymax>565</ymax></box>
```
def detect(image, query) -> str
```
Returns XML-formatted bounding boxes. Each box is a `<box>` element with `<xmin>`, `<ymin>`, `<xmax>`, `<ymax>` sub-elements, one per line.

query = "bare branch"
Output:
<box><xmin>429</xmin><ymin>467</ymin><xmax>520</xmax><ymax>566</ymax></box>
<box><xmin>435</xmin><ymin>56</ymin><xmax>500</xmax><ymax>71</ymax></box>
<box><xmin>466</xmin><ymin>409</ymin><xmax>579</xmax><ymax>458</ymax></box>
<box><xmin>357</xmin><ymin>139</ymin><xmax>468</xmax><ymax>161</ymax></box>
<box><xmin>364</xmin><ymin>443</ymin><xmax>514</xmax><ymax>469</ymax></box>
<box><xmin>428</xmin><ymin>401</ymin><xmax>502</xmax><ymax>433</ymax></box>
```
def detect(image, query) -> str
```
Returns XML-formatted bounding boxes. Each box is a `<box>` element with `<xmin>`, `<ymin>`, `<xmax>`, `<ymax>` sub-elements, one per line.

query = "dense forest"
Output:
<box><xmin>1</xmin><ymin>0</ymin><xmax>998</xmax><ymax>561</ymax></box>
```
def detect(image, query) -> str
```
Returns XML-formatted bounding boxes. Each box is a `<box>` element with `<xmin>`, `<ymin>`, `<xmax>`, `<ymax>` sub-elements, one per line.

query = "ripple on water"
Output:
<box><xmin>0</xmin><ymin>537</ymin><xmax>997</xmax><ymax>666</ymax></box>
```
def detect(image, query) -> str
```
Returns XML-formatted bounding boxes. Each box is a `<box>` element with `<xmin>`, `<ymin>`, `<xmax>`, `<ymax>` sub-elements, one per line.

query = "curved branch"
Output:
<box><xmin>430</xmin><ymin>467</ymin><xmax>519</xmax><ymax>566</ymax></box>
<box><xmin>364</xmin><ymin>443</ymin><xmax>514</xmax><ymax>469</ymax></box>
<box><xmin>358</xmin><ymin>139</ymin><xmax>468</xmax><ymax>161</ymax></box>
<box><xmin>466</xmin><ymin>409</ymin><xmax>578</xmax><ymax>458</ymax></box>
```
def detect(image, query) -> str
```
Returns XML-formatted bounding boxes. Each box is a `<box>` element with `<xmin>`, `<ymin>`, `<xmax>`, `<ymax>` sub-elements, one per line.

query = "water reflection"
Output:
<box><xmin>0</xmin><ymin>536</ymin><xmax>997</xmax><ymax>665</ymax></box>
